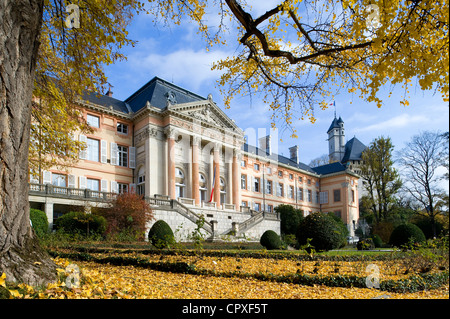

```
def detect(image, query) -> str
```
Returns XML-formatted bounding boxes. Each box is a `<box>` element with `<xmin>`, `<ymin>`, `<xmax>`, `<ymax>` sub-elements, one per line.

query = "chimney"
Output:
<box><xmin>258</xmin><ymin>135</ymin><xmax>271</xmax><ymax>155</ymax></box>
<box><xmin>289</xmin><ymin>145</ymin><xmax>299</xmax><ymax>164</ymax></box>
<box><xmin>106</xmin><ymin>88</ymin><xmax>113</xmax><ymax>97</ymax></box>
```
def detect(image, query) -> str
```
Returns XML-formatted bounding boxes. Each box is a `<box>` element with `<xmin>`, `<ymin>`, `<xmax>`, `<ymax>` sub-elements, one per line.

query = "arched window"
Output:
<box><xmin>175</xmin><ymin>168</ymin><xmax>185</xmax><ymax>198</ymax></box>
<box><xmin>137</xmin><ymin>166</ymin><xmax>145</xmax><ymax>195</ymax></box>
<box><xmin>199</xmin><ymin>173</ymin><xmax>207</xmax><ymax>202</ymax></box>
<box><xmin>220</xmin><ymin>177</ymin><xmax>226</xmax><ymax>204</ymax></box>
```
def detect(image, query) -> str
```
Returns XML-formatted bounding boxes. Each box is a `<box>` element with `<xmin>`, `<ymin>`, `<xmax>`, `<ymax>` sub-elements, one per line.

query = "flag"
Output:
<box><xmin>209</xmin><ymin>166</ymin><xmax>216</xmax><ymax>202</ymax></box>
<box><xmin>329</xmin><ymin>101</ymin><xmax>335</xmax><ymax>106</ymax></box>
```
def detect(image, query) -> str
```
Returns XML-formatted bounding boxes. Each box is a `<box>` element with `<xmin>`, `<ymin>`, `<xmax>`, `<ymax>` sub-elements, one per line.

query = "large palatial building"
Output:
<box><xmin>29</xmin><ymin>77</ymin><xmax>360</xmax><ymax>241</ymax></box>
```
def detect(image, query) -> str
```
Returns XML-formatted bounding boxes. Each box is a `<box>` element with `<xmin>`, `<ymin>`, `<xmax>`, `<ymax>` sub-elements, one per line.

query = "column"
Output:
<box><xmin>165</xmin><ymin>128</ymin><xmax>176</xmax><ymax>199</ymax></box>
<box><xmin>232</xmin><ymin>149</ymin><xmax>240</xmax><ymax>209</ymax></box>
<box><xmin>213</xmin><ymin>143</ymin><xmax>221</xmax><ymax>206</ymax></box>
<box><xmin>44</xmin><ymin>201</ymin><xmax>54</xmax><ymax>232</ymax></box>
<box><xmin>192</xmin><ymin>136</ymin><xmax>200</xmax><ymax>206</ymax></box>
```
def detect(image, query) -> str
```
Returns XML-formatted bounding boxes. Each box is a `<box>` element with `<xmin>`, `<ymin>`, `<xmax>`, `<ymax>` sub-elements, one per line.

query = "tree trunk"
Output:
<box><xmin>0</xmin><ymin>0</ymin><xmax>57</xmax><ymax>286</ymax></box>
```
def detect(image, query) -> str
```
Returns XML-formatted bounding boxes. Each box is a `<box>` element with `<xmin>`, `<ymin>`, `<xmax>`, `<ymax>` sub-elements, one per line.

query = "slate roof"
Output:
<box><xmin>242</xmin><ymin>144</ymin><xmax>317</xmax><ymax>174</ymax></box>
<box><xmin>341</xmin><ymin>137</ymin><xmax>367</xmax><ymax>163</ymax></box>
<box><xmin>311</xmin><ymin>162</ymin><xmax>347</xmax><ymax>175</ymax></box>
<box><xmin>81</xmin><ymin>91</ymin><xmax>131</xmax><ymax>114</ymax></box>
<box><xmin>125</xmin><ymin>76</ymin><xmax>207</xmax><ymax>112</ymax></box>
<box><xmin>327</xmin><ymin>116</ymin><xmax>344</xmax><ymax>133</ymax></box>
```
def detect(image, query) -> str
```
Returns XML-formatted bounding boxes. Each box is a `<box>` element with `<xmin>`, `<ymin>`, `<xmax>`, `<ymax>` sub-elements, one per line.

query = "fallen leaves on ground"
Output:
<box><xmin>4</xmin><ymin>257</ymin><xmax>449</xmax><ymax>299</ymax></box>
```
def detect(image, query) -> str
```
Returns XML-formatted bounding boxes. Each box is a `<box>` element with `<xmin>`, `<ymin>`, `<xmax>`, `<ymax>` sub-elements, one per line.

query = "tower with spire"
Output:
<box><xmin>327</xmin><ymin>115</ymin><xmax>346</xmax><ymax>162</ymax></box>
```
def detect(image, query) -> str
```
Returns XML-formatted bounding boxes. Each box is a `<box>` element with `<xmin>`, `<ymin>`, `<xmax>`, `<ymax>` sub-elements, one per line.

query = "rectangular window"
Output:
<box><xmin>351</xmin><ymin>190</ymin><xmax>355</xmax><ymax>203</ymax></box>
<box><xmin>118</xmin><ymin>183</ymin><xmax>128</xmax><ymax>194</ymax></box>
<box><xmin>334</xmin><ymin>189</ymin><xmax>341</xmax><ymax>202</ymax></box>
<box><xmin>266</xmin><ymin>167</ymin><xmax>272</xmax><ymax>174</ymax></box>
<box><xmin>51</xmin><ymin>173</ymin><xmax>66</xmax><ymax>187</ymax></box>
<box><xmin>307</xmin><ymin>189</ymin><xmax>312</xmax><ymax>202</ymax></box>
<box><xmin>241</xmin><ymin>174</ymin><xmax>247</xmax><ymax>190</ymax></box>
<box><xmin>241</xmin><ymin>201</ymin><xmax>247</xmax><ymax>207</ymax></box>
<box><xmin>87</xmin><ymin>138</ymin><xmax>100</xmax><ymax>162</ymax></box>
<box><xmin>254</xmin><ymin>177</ymin><xmax>260</xmax><ymax>192</ymax></box>
<box><xmin>267</xmin><ymin>205</ymin><xmax>273</xmax><ymax>213</ymax></box>
<box><xmin>278</xmin><ymin>170</ymin><xmax>283</xmax><ymax>177</ymax></box>
<box><xmin>86</xmin><ymin>178</ymin><xmax>100</xmax><ymax>191</ymax></box>
<box><xmin>266</xmin><ymin>180</ymin><xmax>272</xmax><ymax>195</ymax></box>
<box><xmin>288</xmin><ymin>185</ymin><xmax>294</xmax><ymax>199</ymax></box>
<box><xmin>241</xmin><ymin>160</ymin><xmax>246</xmax><ymax>167</ymax></box>
<box><xmin>254</xmin><ymin>163</ymin><xmax>260</xmax><ymax>171</ymax></box>
<box><xmin>289</xmin><ymin>174</ymin><xmax>293</xmax><ymax>180</ymax></box>
<box><xmin>277</xmin><ymin>183</ymin><xmax>284</xmax><ymax>197</ymax></box>
<box><xmin>254</xmin><ymin>202</ymin><xmax>260</xmax><ymax>211</ymax></box>
<box><xmin>298</xmin><ymin>188</ymin><xmax>303</xmax><ymax>201</ymax></box>
<box><xmin>118</xmin><ymin>145</ymin><xmax>128</xmax><ymax>167</ymax></box>
<box><xmin>117</xmin><ymin>123</ymin><xmax>128</xmax><ymax>134</ymax></box>
<box><xmin>320</xmin><ymin>191</ymin><xmax>328</xmax><ymax>204</ymax></box>
<box><xmin>87</xmin><ymin>114</ymin><xmax>100</xmax><ymax>128</ymax></box>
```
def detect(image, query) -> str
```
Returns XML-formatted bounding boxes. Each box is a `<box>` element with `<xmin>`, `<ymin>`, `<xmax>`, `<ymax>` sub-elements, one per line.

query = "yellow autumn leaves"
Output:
<box><xmin>1</xmin><ymin>251</ymin><xmax>448</xmax><ymax>299</ymax></box>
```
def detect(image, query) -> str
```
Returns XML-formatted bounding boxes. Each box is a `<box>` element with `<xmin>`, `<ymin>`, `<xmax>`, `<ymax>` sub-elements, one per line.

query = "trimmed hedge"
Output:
<box><xmin>55</xmin><ymin>211</ymin><xmax>106</xmax><ymax>237</ymax></box>
<box><xmin>296</xmin><ymin>212</ymin><xmax>347</xmax><ymax>251</ymax></box>
<box><xmin>30</xmin><ymin>208</ymin><xmax>48</xmax><ymax>237</ymax></box>
<box><xmin>260</xmin><ymin>230</ymin><xmax>282</xmax><ymax>250</ymax></box>
<box><xmin>148</xmin><ymin>220</ymin><xmax>175</xmax><ymax>249</ymax></box>
<box><xmin>389</xmin><ymin>224</ymin><xmax>426</xmax><ymax>248</ymax></box>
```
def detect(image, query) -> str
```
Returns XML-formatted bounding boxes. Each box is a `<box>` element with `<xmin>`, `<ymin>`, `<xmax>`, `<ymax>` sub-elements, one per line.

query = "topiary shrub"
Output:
<box><xmin>357</xmin><ymin>238</ymin><xmax>375</xmax><ymax>250</ymax></box>
<box><xmin>30</xmin><ymin>208</ymin><xmax>49</xmax><ymax>237</ymax></box>
<box><xmin>389</xmin><ymin>223</ymin><xmax>426</xmax><ymax>248</ymax></box>
<box><xmin>55</xmin><ymin>211</ymin><xmax>106</xmax><ymax>237</ymax></box>
<box><xmin>260</xmin><ymin>230</ymin><xmax>282</xmax><ymax>250</ymax></box>
<box><xmin>296</xmin><ymin>212</ymin><xmax>346</xmax><ymax>252</ymax></box>
<box><xmin>148</xmin><ymin>220</ymin><xmax>175</xmax><ymax>249</ymax></box>
<box><xmin>275</xmin><ymin>204</ymin><xmax>303</xmax><ymax>236</ymax></box>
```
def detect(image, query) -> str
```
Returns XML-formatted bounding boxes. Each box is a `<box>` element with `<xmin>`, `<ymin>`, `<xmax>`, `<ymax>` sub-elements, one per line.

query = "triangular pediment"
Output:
<box><xmin>169</xmin><ymin>100</ymin><xmax>242</xmax><ymax>133</ymax></box>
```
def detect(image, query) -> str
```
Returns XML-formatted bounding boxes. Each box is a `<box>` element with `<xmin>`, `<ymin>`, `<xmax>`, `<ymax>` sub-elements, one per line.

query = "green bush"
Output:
<box><xmin>260</xmin><ymin>230</ymin><xmax>282</xmax><ymax>250</ymax></box>
<box><xmin>148</xmin><ymin>220</ymin><xmax>175</xmax><ymax>249</ymax></box>
<box><xmin>389</xmin><ymin>223</ymin><xmax>426</xmax><ymax>248</ymax></box>
<box><xmin>371</xmin><ymin>234</ymin><xmax>383</xmax><ymax>248</ymax></box>
<box><xmin>357</xmin><ymin>238</ymin><xmax>375</xmax><ymax>250</ymax></box>
<box><xmin>275</xmin><ymin>204</ymin><xmax>303</xmax><ymax>236</ymax></box>
<box><xmin>55</xmin><ymin>211</ymin><xmax>106</xmax><ymax>237</ymax></box>
<box><xmin>413</xmin><ymin>217</ymin><xmax>444</xmax><ymax>239</ymax></box>
<box><xmin>30</xmin><ymin>208</ymin><xmax>49</xmax><ymax>237</ymax></box>
<box><xmin>296</xmin><ymin>212</ymin><xmax>347</xmax><ymax>252</ymax></box>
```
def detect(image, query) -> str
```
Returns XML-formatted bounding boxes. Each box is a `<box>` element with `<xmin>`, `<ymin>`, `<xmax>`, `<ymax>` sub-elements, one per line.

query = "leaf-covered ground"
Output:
<box><xmin>3</xmin><ymin>257</ymin><xmax>449</xmax><ymax>299</ymax></box>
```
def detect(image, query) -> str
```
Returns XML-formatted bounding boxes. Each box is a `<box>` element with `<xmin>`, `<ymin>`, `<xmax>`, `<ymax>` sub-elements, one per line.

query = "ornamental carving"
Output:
<box><xmin>135</xmin><ymin>126</ymin><xmax>158</xmax><ymax>143</ymax></box>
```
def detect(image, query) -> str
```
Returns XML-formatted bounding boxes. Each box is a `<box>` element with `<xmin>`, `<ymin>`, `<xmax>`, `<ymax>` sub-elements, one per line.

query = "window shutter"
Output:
<box><xmin>79</xmin><ymin>135</ymin><xmax>87</xmax><ymax>160</ymax></box>
<box><xmin>79</xmin><ymin>176</ymin><xmax>87</xmax><ymax>189</ymax></box>
<box><xmin>251</xmin><ymin>176</ymin><xmax>255</xmax><ymax>192</ymax></box>
<box><xmin>68</xmin><ymin>174</ymin><xmax>76</xmax><ymax>188</ymax></box>
<box><xmin>111</xmin><ymin>181</ymin><xmax>118</xmax><ymax>193</ymax></box>
<box><xmin>101</xmin><ymin>179</ymin><xmax>108</xmax><ymax>192</ymax></box>
<box><xmin>43</xmin><ymin>171</ymin><xmax>52</xmax><ymax>184</ymax></box>
<box><xmin>247</xmin><ymin>176</ymin><xmax>251</xmax><ymax>191</ymax></box>
<box><xmin>129</xmin><ymin>146</ymin><xmax>136</xmax><ymax>169</ymax></box>
<box><xmin>100</xmin><ymin>140</ymin><xmax>107</xmax><ymax>163</ymax></box>
<box><xmin>110</xmin><ymin>142</ymin><xmax>118</xmax><ymax>165</ymax></box>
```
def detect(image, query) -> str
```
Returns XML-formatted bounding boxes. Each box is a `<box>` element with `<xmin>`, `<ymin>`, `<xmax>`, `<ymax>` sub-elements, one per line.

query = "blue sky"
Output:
<box><xmin>104</xmin><ymin>2</ymin><xmax>449</xmax><ymax>168</ymax></box>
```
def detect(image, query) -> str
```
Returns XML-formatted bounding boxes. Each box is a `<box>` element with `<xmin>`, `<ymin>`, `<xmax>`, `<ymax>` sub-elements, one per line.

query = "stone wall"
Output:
<box><xmin>146</xmin><ymin>206</ymin><xmax>280</xmax><ymax>242</ymax></box>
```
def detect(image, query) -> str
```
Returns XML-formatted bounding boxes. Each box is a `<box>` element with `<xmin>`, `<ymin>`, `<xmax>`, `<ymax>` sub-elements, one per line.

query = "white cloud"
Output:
<box><xmin>354</xmin><ymin>114</ymin><xmax>427</xmax><ymax>133</ymax></box>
